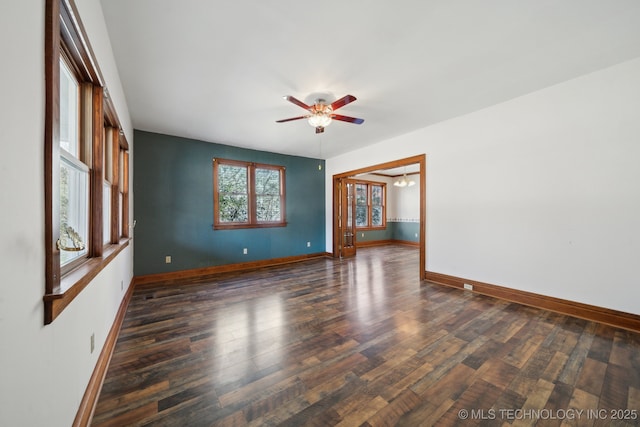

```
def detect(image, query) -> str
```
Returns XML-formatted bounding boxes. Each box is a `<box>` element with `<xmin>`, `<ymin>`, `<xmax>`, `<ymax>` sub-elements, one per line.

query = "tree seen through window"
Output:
<box><xmin>214</xmin><ymin>159</ymin><xmax>286</xmax><ymax>228</ymax></box>
<box><xmin>354</xmin><ymin>180</ymin><xmax>386</xmax><ymax>230</ymax></box>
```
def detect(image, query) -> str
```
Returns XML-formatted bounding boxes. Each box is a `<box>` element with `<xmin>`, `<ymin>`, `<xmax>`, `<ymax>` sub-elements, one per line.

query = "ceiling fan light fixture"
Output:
<box><xmin>276</xmin><ymin>94</ymin><xmax>363</xmax><ymax>134</ymax></box>
<box><xmin>308</xmin><ymin>112</ymin><xmax>332</xmax><ymax>128</ymax></box>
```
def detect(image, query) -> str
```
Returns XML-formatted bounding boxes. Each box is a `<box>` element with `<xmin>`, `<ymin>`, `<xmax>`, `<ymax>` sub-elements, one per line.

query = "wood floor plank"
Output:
<box><xmin>503</xmin><ymin>333</ymin><xmax>545</xmax><ymax>369</ymax></box>
<box><xmin>395</xmin><ymin>397</ymin><xmax>454</xmax><ymax>427</ymax></box>
<box><xmin>575</xmin><ymin>357</ymin><xmax>607</xmax><ymax>397</ymax></box>
<box><xmin>486</xmin><ymin>315</ymin><xmax>529</xmax><ymax>344</ymax></box>
<box><xmin>364</xmin><ymin>389</ymin><xmax>422</xmax><ymax>426</ymax></box>
<box><xmin>558</xmin><ymin>324</ymin><xmax>596</xmax><ymax>386</ymax></box>
<box><xmin>541</xmin><ymin>351</ymin><xmax>569</xmax><ymax>383</ymax></box>
<box><xmin>541</xmin><ymin>381</ymin><xmax>574</xmax><ymax>427</ymax></box>
<box><xmin>420</xmin><ymin>363</ymin><xmax>477</xmax><ymax>406</ymax></box>
<box><xmin>511</xmin><ymin>379</ymin><xmax>555</xmax><ymax>427</ymax></box>
<box><xmin>478</xmin><ymin>358</ymin><xmax>520</xmax><ymax>390</ymax></box>
<box><xmin>566</xmin><ymin>388</ymin><xmax>599</xmax><ymax>426</ymax></box>
<box><xmin>242</xmin><ymin>378</ymin><xmax>307</xmax><ymax>423</ymax></box>
<box><xmin>91</xmin><ymin>245</ymin><xmax>640</xmax><ymax>426</ymax></box>
<box><xmin>334</xmin><ymin>395</ymin><xmax>388</xmax><ymax>426</ymax></box>
<box><xmin>440</xmin><ymin>379</ymin><xmax>503</xmax><ymax>426</ymax></box>
<box><xmin>94</xmin><ymin>379</ymin><xmax>169</xmax><ymax>416</ymax></box>
<box><xmin>92</xmin><ymin>402</ymin><xmax>157</xmax><ymax>427</ymax></box>
<box><xmin>360</xmin><ymin>347</ymin><xmax>417</xmax><ymax>383</ymax></box>
<box><xmin>599</xmin><ymin>363</ymin><xmax>630</xmax><ymax>410</ymax></box>
<box><xmin>218</xmin><ymin>371</ymin><xmax>301</xmax><ymax>411</ymax></box>
<box><xmin>609</xmin><ymin>331</ymin><xmax>636</xmax><ymax>368</ymax></box>
<box><xmin>378</xmin><ymin>360</ymin><xmax>435</xmax><ymax>403</ymax></box>
<box><xmin>629</xmin><ymin>387</ymin><xmax>640</xmax><ymax>412</ymax></box>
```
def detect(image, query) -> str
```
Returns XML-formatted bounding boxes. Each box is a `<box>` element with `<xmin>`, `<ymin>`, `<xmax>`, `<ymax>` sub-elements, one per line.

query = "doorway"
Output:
<box><xmin>332</xmin><ymin>154</ymin><xmax>426</xmax><ymax>280</ymax></box>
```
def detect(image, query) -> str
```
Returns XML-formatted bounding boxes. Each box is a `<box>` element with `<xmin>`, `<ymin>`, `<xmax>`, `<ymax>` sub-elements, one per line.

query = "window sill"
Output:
<box><xmin>43</xmin><ymin>238</ymin><xmax>130</xmax><ymax>324</ymax></box>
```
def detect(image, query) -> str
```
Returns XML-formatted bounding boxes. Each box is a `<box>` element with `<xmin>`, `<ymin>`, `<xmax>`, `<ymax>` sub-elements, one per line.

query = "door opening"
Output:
<box><xmin>332</xmin><ymin>154</ymin><xmax>426</xmax><ymax>280</ymax></box>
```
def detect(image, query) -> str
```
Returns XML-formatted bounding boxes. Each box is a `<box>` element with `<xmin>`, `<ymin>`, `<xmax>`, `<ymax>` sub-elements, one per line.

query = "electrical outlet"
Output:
<box><xmin>121</xmin><ymin>280</ymin><xmax>123</xmax><ymax>290</ymax></box>
<box><xmin>307</xmin><ymin>241</ymin><xmax>311</xmax><ymax>247</ymax></box>
<box><xmin>463</xmin><ymin>283</ymin><xmax>473</xmax><ymax>291</ymax></box>
<box><xmin>90</xmin><ymin>333</ymin><xmax>95</xmax><ymax>353</ymax></box>
<box><xmin>243</xmin><ymin>248</ymin><xmax>248</xmax><ymax>254</ymax></box>
<box><xmin>165</xmin><ymin>255</ymin><xmax>172</xmax><ymax>264</ymax></box>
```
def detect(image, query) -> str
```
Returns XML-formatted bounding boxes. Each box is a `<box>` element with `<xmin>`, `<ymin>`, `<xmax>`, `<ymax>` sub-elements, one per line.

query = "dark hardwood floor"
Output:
<box><xmin>92</xmin><ymin>245</ymin><xmax>640</xmax><ymax>426</ymax></box>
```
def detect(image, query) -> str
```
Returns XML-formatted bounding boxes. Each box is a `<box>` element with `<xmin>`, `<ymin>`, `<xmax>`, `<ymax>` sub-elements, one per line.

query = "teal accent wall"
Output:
<box><xmin>391</xmin><ymin>221</ymin><xmax>420</xmax><ymax>242</ymax></box>
<box><xmin>357</xmin><ymin>221</ymin><xmax>419</xmax><ymax>244</ymax></box>
<box><xmin>356</xmin><ymin>228</ymin><xmax>392</xmax><ymax>243</ymax></box>
<box><xmin>133</xmin><ymin>130</ymin><xmax>325</xmax><ymax>276</ymax></box>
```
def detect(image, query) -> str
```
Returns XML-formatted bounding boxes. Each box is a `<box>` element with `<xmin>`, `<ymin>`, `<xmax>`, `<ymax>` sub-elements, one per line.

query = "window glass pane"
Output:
<box><xmin>103</xmin><ymin>182</ymin><xmax>111</xmax><ymax>244</ymax></box>
<box><xmin>219</xmin><ymin>195</ymin><xmax>248</xmax><ymax>222</ymax></box>
<box><xmin>59</xmin><ymin>59</ymin><xmax>79</xmax><ymax>157</ymax></box>
<box><xmin>255</xmin><ymin>168</ymin><xmax>280</xmax><ymax>195</ymax></box>
<box><xmin>255</xmin><ymin>168</ymin><xmax>282</xmax><ymax>222</ymax></box>
<box><xmin>218</xmin><ymin>163</ymin><xmax>249</xmax><ymax>223</ymax></box>
<box><xmin>356</xmin><ymin>183</ymin><xmax>367</xmax><ymax>206</ymax></box>
<box><xmin>119</xmin><ymin>192</ymin><xmax>124</xmax><ymax>237</ymax></box>
<box><xmin>356</xmin><ymin>183</ymin><xmax>369</xmax><ymax>228</ymax></box>
<box><xmin>356</xmin><ymin>206</ymin><xmax>368</xmax><ymax>227</ymax></box>
<box><xmin>372</xmin><ymin>206</ymin><xmax>383</xmax><ymax>226</ymax></box>
<box><xmin>104</xmin><ymin>128</ymin><xmax>112</xmax><ymax>182</ymax></box>
<box><xmin>371</xmin><ymin>184</ymin><xmax>383</xmax><ymax>226</ymax></box>
<box><xmin>347</xmin><ymin>183</ymin><xmax>354</xmax><ymax>226</ymax></box>
<box><xmin>371</xmin><ymin>185</ymin><xmax>382</xmax><ymax>206</ymax></box>
<box><xmin>218</xmin><ymin>164</ymin><xmax>247</xmax><ymax>193</ymax></box>
<box><xmin>60</xmin><ymin>154</ymin><xmax>89</xmax><ymax>266</ymax></box>
<box><xmin>256</xmin><ymin>195</ymin><xmax>281</xmax><ymax>222</ymax></box>
<box><xmin>119</xmin><ymin>150</ymin><xmax>124</xmax><ymax>192</ymax></box>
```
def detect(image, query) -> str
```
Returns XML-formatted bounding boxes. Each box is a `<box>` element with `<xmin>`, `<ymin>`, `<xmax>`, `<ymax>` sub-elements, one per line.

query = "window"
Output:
<box><xmin>371</xmin><ymin>184</ymin><xmax>384</xmax><ymax>227</ymax></box>
<box><xmin>213</xmin><ymin>158</ymin><xmax>286</xmax><ymax>229</ymax></box>
<box><xmin>44</xmin><ymin>0</ymin><xmax>130</xmax><ymax>324</ymax></box>
<box><xmin>58</xmin><ymin>57</ymin><xmax>90</xmax><ymax>268</ymax></box>
<box><xmin>119</xmin><ymin>148</ymin><xmax>130</xmax><ymax>238</ymax></box>
<box><xmin>354</xmin><ymin>180</ymin><xmax>386</xmax><ymax>230</ymax></box>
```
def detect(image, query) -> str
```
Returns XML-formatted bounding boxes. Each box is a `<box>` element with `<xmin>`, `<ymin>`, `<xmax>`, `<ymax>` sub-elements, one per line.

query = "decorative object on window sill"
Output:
<box><xmin>276</xmin><ymin>94</ymin><xmax>364</xmax><ymax>134</ymax></box>
<box><xmin>393</xmin><ymin>173</ymin><xmax>415</xmax><ymax>187</ymax></box>
<box><xmin>57</xmin><ymin>224</ymin><xmax>86</xmax><ymax>251</ymax></box>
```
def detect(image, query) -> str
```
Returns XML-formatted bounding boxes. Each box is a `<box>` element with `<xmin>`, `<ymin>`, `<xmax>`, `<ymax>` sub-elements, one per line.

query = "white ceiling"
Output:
<box><xmin>100</xmin><ymin>0</ymin><xmax>640</xmax><ymax>159</ymax></box>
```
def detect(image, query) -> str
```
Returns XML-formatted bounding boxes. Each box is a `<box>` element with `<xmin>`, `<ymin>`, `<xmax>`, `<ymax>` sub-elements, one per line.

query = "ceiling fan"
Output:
<box><xmin>276</xmin><ymin>94</ymin><xmax>364</xmax><ymax>134</ymax></box>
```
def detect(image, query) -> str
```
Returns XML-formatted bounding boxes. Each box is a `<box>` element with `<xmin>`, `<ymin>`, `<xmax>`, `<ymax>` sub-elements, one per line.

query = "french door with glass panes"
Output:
<box><xmin>333</xmin><ymin>177</ymin><xmax>356</xmax><ymax>258</ymax></box>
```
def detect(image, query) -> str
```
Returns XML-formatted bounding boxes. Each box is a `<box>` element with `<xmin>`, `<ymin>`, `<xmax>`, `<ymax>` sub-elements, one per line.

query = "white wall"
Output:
<box><xmin>326</xmin><ymin>57</ymin><xmax>640</xmax><ymax>315</ymax></box>
<box><xmin>389</xmin><ymin>178</ymin><xmax>420</xmax><ymax>222</ymax></box>
<box><xmin>357</xmin><ymin>173</ymin><xmax>420</xmax><ymax>221</ymax></box>
<box><xmin>0</xmin><ymin>1</ymin><xmax>133</xmax><ymax>426</ymax></box>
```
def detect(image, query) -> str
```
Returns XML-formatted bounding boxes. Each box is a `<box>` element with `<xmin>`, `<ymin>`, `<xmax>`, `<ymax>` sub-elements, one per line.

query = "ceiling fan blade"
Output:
<box><xmin>283</xmin><ymin>95</ymin><xmax>311</xmax><ymax>111</ymax></box>
<box><xmin>276</xmin><ymin>115</ymin><xmax>308</xmax><ymax>123</ymax></box>
<box><xmin>315</xmin><ymin>126</ymin><xmax>324</xmax><ymax>134</ymax></box>
<box><xmin>331</xmin><ymin>114</ymin><xmax>364</xmax><ymax>125</ymax></box>
<box><xmin>330</xmin><ymin>95</ymin><xmax>357</xmax><ymax>111</ymax></box>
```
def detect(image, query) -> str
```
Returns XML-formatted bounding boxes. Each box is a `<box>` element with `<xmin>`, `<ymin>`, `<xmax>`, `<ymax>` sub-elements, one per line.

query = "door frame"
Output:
<box><xmin>332</xmin><ymin>154</ymin><xmax>426</xmax><ymax>280</ymax></box>
<box><xmin>333</xmin><ymin>177</ymin><xmax>357</xmax><ymax>258</ymax></box>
